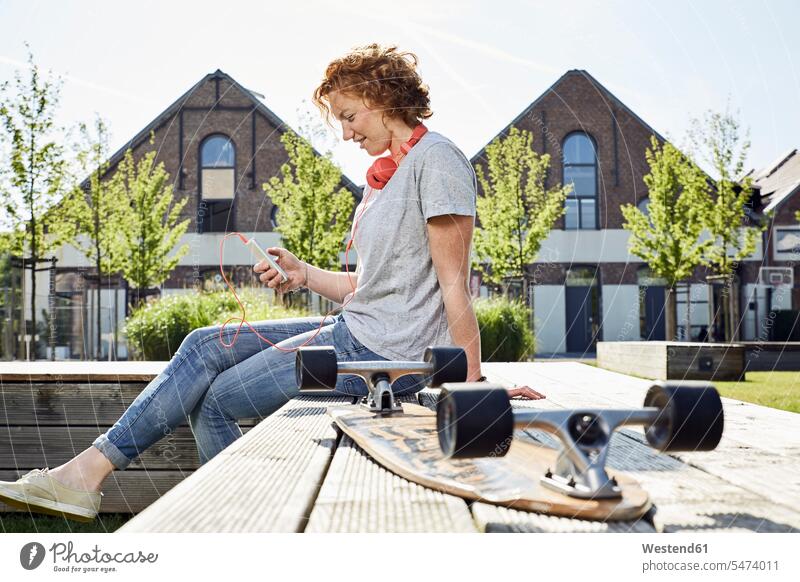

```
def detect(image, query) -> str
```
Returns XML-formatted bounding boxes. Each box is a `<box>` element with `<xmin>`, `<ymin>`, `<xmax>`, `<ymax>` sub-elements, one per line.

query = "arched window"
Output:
<box><xmin>200</xmin><ymin>135</ymin><xmax>235</xmax><ymax>200</ymax></box>
<box><xmin>563</xmin><ymin>132</ymin><xmax>598</xmax><ymax>229</ymax></box>
<box><xmin>199</xmin><ymin>135</ymin><xmax>236</xmax><ymax>233</ymax></box>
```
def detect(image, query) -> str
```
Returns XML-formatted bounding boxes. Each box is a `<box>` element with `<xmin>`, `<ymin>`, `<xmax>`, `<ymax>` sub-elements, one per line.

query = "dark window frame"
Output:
<box><xmin>197</xmin><ymin>133</ymin><xmax>237</xmax><ymax>234</ymax></box>
<box><xmin>562</xmin><ymin>132</ymin><xmax>599</xmax><ymax>230</ymax></box>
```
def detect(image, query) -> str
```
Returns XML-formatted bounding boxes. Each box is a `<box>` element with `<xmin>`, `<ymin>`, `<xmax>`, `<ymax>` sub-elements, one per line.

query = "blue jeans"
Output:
<box><xmin>93</xmin><ymin>313</ymin><xmax>425</xmax><ymax>469</ymax></box>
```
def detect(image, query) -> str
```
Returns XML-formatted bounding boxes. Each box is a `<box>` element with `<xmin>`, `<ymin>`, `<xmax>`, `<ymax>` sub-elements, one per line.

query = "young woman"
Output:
<box><xmin>0</xmin><ymin>43</ymin><xmax>543</xmax><ymax>522</ymax></box>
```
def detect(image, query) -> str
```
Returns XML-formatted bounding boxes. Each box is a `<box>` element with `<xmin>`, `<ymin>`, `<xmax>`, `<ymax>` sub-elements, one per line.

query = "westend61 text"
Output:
<box><xmin>642</xmin><ymin>543</ymin><xmax>708</xmax><ymax>554</ymax></box>
<box><xmin>49</xmin><ymin>542</ymin><xmax>159</xmax><ymax>564</ymax></box>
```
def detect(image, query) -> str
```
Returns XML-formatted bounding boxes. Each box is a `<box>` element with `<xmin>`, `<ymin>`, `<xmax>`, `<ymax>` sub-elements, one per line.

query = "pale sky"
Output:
<box><xmin>1</xmin><ymin>0</ymin><xmax>798</xmax><ymax>185</ymax></box>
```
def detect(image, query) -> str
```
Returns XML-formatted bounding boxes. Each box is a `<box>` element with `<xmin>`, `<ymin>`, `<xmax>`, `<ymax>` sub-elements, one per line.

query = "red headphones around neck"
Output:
<box><xmin>365</xmin><ymin>123</ymin><xmax>428</xmax><ymax>189</ymax></box>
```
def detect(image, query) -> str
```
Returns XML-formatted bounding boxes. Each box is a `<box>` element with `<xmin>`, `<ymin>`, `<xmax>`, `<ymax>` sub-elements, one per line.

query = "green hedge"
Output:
<box><xmin>474</xmin><ymin>296</ymin><xmax>535</xmax><ymax>362</ymax></box>
<box><xmin>124</xmin><ymin>289</ymin><xmax>309</xmax><ymax>361</ymax></box>
<box><xmin>124</xmin><ymin>289</ymin><xmax>534</xmax><ymax>363</ymax></box>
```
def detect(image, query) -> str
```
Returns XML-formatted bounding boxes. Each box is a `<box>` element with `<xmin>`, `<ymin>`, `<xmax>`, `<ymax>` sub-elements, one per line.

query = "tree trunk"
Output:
<box><xmin>30</xmin><ymin>254</ymin><xmax>36</xmax><ymax>361</ymax></box>
<box><xmin>707</xmin><ymin>282</ymin><xmax>717</xmax><ymax>342</ymax></box>
<box><xmin>665</xmin><ymin>285</ymin><xmax>677</xmax><ymax>341</ymax></box>
<box><xmin>728</xmin><ymin>274</ymin><xmax>741</xmax><ymax>342</ymax></box>
<box><xmin>113</xmin><ymin>275</ymin><xmax>119</xmax><ymax>361</ymax></box>
<box><xmin>96</xmin><ymin>257</ymin><xmax>102</xmax><ymax>360</ymax></box>
<box><xmin>719</xmin><ymin>274</ymin><xmax>733</xmax><ymax>342</ymax></box>
<box><xmin>522</xmin><ymin>273</ymin><xmax>533</xmax><ymax>332</ymax></box>
<box><xmin>48</xmin><ymin>259</ymin><xmax>56</xmax><ymax>361</ymax></box>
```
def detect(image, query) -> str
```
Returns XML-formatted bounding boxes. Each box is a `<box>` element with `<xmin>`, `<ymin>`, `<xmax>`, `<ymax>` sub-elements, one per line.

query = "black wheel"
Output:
<box><xmin>424</xmin><ymin>347</ymin><xmax>468</xmax><ymax>387</ymax></box>
<box><xmin>295</xmin><ymin>347</ymin><xmax>338</xmax><ymax>390</ymax></box>
<box><xmin>436</xmin><ymin>385</ymin><xmax>513</xmax><ymax>458</ymax></box>
<box><xmin>643</xmin><ymin>383</ymin><xmax>724</xmax><ymax>452</ymax></box>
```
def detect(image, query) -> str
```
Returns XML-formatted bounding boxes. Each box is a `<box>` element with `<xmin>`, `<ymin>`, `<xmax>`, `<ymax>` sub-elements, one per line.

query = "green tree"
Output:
<box><xmin>62</xmin><ymin>115</ymin><xmax>130</xmax><ymax>358</ymax></box>
<box><xmin>472</xmin><ymin>125</ymin><xmax>569</xmax><ymax>307</ymax></box>
<box><xmin>621</xmin><ymin>136</ymin><xmax>712</xmax><ymax>340</ymax></box>
<box><xmin>112</xmin><ymin>138</ymin><xmax>190</xmax><ymax>305</ymax></box>
<box><xmin>262</xmin><ymin>127</ymin><xmax>354</xmax><ymax>307</ymax></box>
<box><xmin>0</xmin><ymin>46</ymin><xmax>71</xmax><ymax>358</ymax></box>
<box><xmin>688</xmin><ymin>108</ymin><xmax>761</xmax><ymax>341</ymax></box>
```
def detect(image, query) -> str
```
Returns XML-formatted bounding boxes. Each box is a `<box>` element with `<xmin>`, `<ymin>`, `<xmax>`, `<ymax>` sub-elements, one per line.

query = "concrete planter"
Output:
<box><xmin>597</xmin><ymin>341</ymin><xmax>745</xmax><ymax>381</ymax></box>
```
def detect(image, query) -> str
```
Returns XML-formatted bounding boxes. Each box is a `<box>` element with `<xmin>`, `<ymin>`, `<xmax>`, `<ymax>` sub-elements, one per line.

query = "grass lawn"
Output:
<box><xmin>712</xmin><ymin>371</ymin><xmax>800</xmax><ymax>413</ymax></box>
<box><xmin>0</xmin><ymin>512</ymin><xmax>132</xmax><ymax>533</ymax></box>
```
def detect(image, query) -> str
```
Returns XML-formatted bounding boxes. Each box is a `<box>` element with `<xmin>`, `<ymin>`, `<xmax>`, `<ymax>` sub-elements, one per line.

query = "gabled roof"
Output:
<box><xmin>81</xmin><ymin>69</ymin><xmax>362</xmax><ymax>197</ymax></box>
<box><xmin>471</xmin><ymin>69</ymin><xmax>667</xmax><ymax>163</ymax></box>
<box><xmin>750</xmin><ymin>148</ymin><xmax>800</xmax><ymax>215</ymax></box>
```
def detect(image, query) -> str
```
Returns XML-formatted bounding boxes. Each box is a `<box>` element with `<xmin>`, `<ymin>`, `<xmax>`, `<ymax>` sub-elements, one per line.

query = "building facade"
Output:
<box><xmin>16</xmin><ymin>70</ymin><xmax>360</xmax><ymax>360</ymax></box>
<box><xmin>470</xmin><ymin>70</ymin><xmax>797</xmax><ymax>354</ymax></box>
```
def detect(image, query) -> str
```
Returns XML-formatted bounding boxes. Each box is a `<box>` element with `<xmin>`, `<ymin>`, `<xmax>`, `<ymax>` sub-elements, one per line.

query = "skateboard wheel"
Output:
<box><xmin>643</xmin><ymin>383</ymin><xmax>724</xmax><ymax>452</ymax></box>
<box><xmin>436</xmin><ymin>385</ymin><xmax>513</xmax><ymax>458</ymax></box>
<box><xmin>424</xmin><ymin>347</ymin><xmax>468</xmax><ymax>387</ymax></box>
<box><xmin>295</xmin><ymin>347</ymin><xmax>338</xmax><ymax>390</ymax></box>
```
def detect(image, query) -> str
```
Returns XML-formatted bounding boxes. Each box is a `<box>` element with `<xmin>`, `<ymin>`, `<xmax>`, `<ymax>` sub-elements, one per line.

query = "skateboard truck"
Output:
<box><xmin>436</xmin><ymin>381</ymin><xmax>724</xmax><ymax>500</ymax></box>
<box><xmin>296</xmin><ymin>346</ymin><xmax>468</xmax><ymax>415</ymax></box>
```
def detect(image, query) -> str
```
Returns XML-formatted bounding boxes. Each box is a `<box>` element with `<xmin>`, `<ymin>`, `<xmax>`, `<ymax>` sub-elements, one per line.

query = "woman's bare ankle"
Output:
<box><xmin>49</xmin><ymin>447</ymin><xmax>114</xmax><ymax>492</ymax></box>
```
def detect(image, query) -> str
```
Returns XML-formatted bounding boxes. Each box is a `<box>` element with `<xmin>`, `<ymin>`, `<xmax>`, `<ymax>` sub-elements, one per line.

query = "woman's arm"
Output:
<box><xmin>305</xmin><ymin>263</ymin><xmax>359</xmax><ymax>305</ymax></box>
<box><xmin>427</xmin><ymin>214</ymin><xmax>546</xmax><ymax>399</ymax></box>
<box><xmin>426</xmin><ymin>214</ymin><xmax>483</xmax><ymax>381</ymax></box>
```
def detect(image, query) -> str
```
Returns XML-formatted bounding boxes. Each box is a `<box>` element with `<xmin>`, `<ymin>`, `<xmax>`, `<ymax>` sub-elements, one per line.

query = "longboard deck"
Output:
<box><xmin>329</xmin><ymin>403</ymin><xmax>651</xmax><ymax>521</ymax></box>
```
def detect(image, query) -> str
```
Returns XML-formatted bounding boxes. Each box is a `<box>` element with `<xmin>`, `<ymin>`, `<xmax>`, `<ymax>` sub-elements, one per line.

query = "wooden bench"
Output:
<box><xmin>119</xmin><ymin>363</ymin><xmax>800</xmax><ymax>533</ymax></box>
<box><xmin>0</xmin><ymin>362</ymin><xmax>258</xmax><ymax>514</ymax></box>
<box><xmin>4</xmin><ymin>362</ymin><xmax>798</xmax><ymax>532</ymax></box>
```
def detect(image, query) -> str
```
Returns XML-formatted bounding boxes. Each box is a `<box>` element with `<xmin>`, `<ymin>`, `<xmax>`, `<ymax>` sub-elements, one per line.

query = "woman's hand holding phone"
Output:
<box><xmin>253</xmin><ymin>245</ymin><xmax>307</xmax><ymax>293</ymax></box>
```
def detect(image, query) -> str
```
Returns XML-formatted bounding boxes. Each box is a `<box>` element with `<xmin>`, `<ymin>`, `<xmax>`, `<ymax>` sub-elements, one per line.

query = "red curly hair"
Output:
<box><xmin>313</xmin><ymin>43</ymin><xmax>432</xmax><ymax>128</ymax></box>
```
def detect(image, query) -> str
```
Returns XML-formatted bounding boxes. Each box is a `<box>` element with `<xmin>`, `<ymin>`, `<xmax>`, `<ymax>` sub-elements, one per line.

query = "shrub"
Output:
<box><xmin>473</xmin><ymin>296</ymin><xmax>535</xmax><ymax>362</ymax></box>
<box><xmin>124</xmin><ymin>288</ymin><xmax>309</xmax><ymax>360</ymax></box>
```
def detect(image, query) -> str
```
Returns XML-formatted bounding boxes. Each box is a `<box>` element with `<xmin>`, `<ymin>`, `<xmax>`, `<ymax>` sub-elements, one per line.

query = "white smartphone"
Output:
<box><xmin>247</xmin><ymin>238</ymin><xmax>288</xmax><ymax>283</ymax></box>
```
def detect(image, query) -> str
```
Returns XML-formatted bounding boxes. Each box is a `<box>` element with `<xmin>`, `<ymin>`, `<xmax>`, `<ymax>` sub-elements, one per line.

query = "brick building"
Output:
<box><xmin>471</xmin><ymin>69</ymin><xmax>797</xmax><ymax>354</ymax></box>
<box><xmin>33</xmin><ymin>69</ymin><xmax>360</xmax><ymax>359</ymax></box>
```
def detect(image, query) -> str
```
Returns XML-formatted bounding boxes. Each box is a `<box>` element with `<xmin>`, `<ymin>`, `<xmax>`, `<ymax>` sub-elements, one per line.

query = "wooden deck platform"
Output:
<box><xmin>0</xmin><ymin>361</ymin><xmax>258</xmax><ymax>513</ymax></box>
<box><xmin>2</xmin><ymin>361</ymin><xmax>798</xmax><ymax>532</ymax></box>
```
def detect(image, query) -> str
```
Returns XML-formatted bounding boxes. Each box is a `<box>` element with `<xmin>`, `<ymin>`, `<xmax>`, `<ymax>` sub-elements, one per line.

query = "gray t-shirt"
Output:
<box><xmin>341</xmin><ymin>131</ymin><xmax>477</xmax><ymax>360</ymax></box>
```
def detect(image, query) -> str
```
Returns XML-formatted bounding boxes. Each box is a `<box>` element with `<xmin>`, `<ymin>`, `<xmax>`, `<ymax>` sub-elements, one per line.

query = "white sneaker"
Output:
<box><xmin>0</xmin><ymin>468</ymin><xmax>102</xmax><ymax>522</ymax></box>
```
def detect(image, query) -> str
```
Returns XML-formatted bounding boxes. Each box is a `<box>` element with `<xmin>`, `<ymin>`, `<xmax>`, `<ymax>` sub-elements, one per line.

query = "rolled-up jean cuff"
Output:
<box><xmin>92</xmin><ymin>434</ymin><xmax>132</xmax><ymax>470</ymax></box>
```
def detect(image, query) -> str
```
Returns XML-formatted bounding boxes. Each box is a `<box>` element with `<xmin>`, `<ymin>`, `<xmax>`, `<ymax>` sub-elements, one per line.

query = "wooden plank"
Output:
<box><xmin>1</xmin><ymin>383</ymin><xmax>152</xmax><ymax>425</ymax></box>
<box><xmin>0</xmin><ymin>361</ymin><xmax>167</xmax><ymax>382</ymax></box>
<box><xmin>118</xmin><ymin>395</ymin><xmax>351</xmax><ymax>532</ymax></box>
<box><xmin>306</xmin><ymin>435</ymin><xmax>477</xmax><ymax>532</ymax></box>
<box><xmin>0</xmin><ymin>425</ymin><xmax>251</xmax><ymax>471</ymax></box>
<box><xmin>613</xmin><ymin>420</ymin><xmax>800</xmax><ymax>510</ymax></box>
<box><xmin>0</xmin><ymin>383</ymin><xmax>258</xmax><ymax>426</ymax></box>
<box><xmin>472</xmin><ymin>505</ymin><xmax>655</xmax><ymax>533</ymax></box>
<box><xmin>653</xmin><ymin>500</ymin><xmax>799</xmax><ymax>532</ymax></box>
<box><xmin>0</xmin><ymin>470</ymin><xmax>187</xmax><ymax>514</ymax></box>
